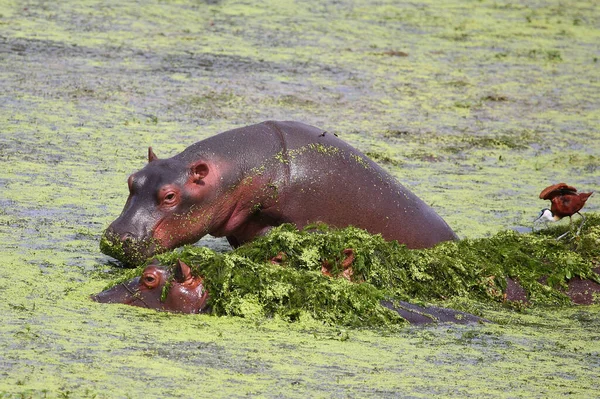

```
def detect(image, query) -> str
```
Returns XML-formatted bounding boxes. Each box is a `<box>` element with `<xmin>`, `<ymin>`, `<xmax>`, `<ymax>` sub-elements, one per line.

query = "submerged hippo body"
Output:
<box><xmin>102</xmin><ymin>121</ymin><xmax>457</xmax><ymax>266</ymax></box>
<box><xmin>93</xmin><ymin>261</ymin><xmax>600</xmax><ymax>324</ymax></box>
<box><xmin>93</xmin><ymin>261</ymin><xmax>485</xmax><ymax>325</ymax></box>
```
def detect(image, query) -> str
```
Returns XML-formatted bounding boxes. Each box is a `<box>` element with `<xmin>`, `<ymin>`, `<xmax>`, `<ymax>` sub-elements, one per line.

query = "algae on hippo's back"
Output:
<box><xmin>109</xmin><ymin>217</ymin><xmax>600</xmax><ymax>328</ymax></box>
<box><xmin>154</xmin><ymin>242</ymin><xmax>404</xmax><ymax>327</ymax></box>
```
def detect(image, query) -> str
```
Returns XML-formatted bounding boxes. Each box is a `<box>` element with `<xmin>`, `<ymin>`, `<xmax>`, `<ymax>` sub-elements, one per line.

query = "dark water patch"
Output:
<box><xmin>156</xmin><ymin>52</ymin><xmax>289</xmax><ymax>75</ymax></box>
<box><xmin>0</xmin><ymin>36</ymin><xmax>121</xmax><ymax>60</ymax></box>
<box><xmin>365</xmin><ymin>151</ymin><xmax>403</xmax><ymax>166</ymax></box>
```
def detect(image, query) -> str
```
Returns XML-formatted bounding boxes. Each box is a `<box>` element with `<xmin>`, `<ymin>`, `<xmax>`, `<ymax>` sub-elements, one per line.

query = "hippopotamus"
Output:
<box><xmin>92</xmin><ymin>260</ymin><xmax>486</xmax><ymax>325</ymax></box>
<box><xmin>504</xmin><ymin>268</ymin><xmax>600</xmax><ymax>306</ymax></box>
<box><xmin>93</xmin><ymin>260</ymin><xmax>600</xmax><ymax>324</ymax></box>
<box><xmin>101</xmin><ymin>120</ymin><xmax>457</xmax><ymax>267</ymax></box>
<box><xmin>93</xmin><ymin>260</ymin><xmax>210</xmax><ymax>313</ymax></box>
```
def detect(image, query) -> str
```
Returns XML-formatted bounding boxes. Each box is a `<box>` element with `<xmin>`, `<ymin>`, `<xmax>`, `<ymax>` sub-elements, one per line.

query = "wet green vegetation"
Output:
<box><xmin>1</xmin><ymin>0</ymin><xmax>599</xmax><ymax>397</ymax></box>
<box><xmin>110</xmin><ymin>218</ymin><xmax>600</xmax><ymax>328</ymax></box>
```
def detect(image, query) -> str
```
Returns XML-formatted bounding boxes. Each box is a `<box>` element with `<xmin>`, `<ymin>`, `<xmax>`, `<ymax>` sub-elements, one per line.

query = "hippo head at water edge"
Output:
<box><xmin>92</xmin><ymin>259</ymin><xmax>210</xmax><ymax>313</ymax></box>
<box><xmin>101</xmin><ymin>121</ymin><xmax>458</xmax><ymax>267</ymax></box>
<box><xmin>101</xmin><ymin>147</ymin><xmax>229</xmax><ymax>267</ymax></box>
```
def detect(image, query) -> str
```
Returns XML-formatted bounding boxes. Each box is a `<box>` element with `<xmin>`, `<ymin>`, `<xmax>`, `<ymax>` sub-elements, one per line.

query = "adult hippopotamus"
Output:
<box><xmin>101</xmin><ymin>121</ymin><xmax>457</xmax><ymax>266</ymax></box>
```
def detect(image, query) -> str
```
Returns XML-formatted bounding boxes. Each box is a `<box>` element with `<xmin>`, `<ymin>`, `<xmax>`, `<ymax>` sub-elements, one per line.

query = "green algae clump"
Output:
<box><xmin>156</xmin><ymin>246</ymin><xmax>405</xmax><ymax>328</ymax></box>
<box><xmin>136</xmin><ymin>214</ymin><xmax>600</xmax><ymax>328</ymax></box>
<box><xmin>99</xmin><ymin>233</ymin><xmax>127</xmax><ymax>262</ymax></box>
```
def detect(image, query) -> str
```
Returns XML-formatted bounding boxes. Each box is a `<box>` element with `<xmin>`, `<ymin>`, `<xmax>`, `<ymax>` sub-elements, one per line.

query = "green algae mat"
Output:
<box><xmin>1</xmin><ymin>0</ymin><xmax>599</xmax><ymax>397</ymax></box>
<box><xmin>110</xmin><ymin>221</ymin><xmax>599</xmax><ymax>327</ymax></box>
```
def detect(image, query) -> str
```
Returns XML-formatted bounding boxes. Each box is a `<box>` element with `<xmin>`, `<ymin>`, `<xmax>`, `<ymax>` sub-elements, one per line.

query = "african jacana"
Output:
<box><xmin>535</xmin><ymin>183</ymin><xmax>593</xmax><ymax>239</ymax></box>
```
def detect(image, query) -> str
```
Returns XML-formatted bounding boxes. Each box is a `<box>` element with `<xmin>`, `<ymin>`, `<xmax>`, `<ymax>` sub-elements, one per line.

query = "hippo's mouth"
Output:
<box><xmin>91</xmin><ymin>278</ymin><xmax>155</xmax><ymax>309</ymax></box>
<box><xmin>100</xmin><ymin>231</ymin><xmax>166</xmax><ymax>268</ymax></box>
<box><xmin>92</xmin><ymin>279</ymin><xmax>141</xmax><ymax>304</ymax></box>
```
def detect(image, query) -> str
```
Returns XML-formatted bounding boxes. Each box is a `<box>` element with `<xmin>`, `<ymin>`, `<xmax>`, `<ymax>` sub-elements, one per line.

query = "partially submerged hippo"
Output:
<box><xmin>93</xmin><ymin>260</ymin><xmax>486</xmax><ymax>325</ymax></box>
<box><xmin>93</xmin><ymin>260</ymin><xmax>600</xmax><ymax>324</ymax></box>
<box><xmin>101</xmin><ymin>121</ymin><xmax>457</xmax><ymax>266</ymax></box>
<box><xmin>505</xmin><ymin>267</ymin><xmax>600</xmax><ymax>306</ymax></box>
<box><xmin>93</xmin><ymin>260</ymin><xmax>209</xmax><ymax>313</ymax></box>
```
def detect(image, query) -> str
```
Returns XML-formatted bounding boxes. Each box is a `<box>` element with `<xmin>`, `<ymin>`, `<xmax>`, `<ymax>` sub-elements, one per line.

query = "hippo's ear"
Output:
<box><xmin>341</xmin><ymin>248</ymin><xmax>355</xmax><ymax>267</ymax></box>
<box><xmin>174</xmin><ymin>260</ymin><xmax>193</xmax><ymax>283</ymax></box>
<box><xmin>190</xmin><ymin>161</ymin><xmax>209</xmax><ymax>184</ymax></box>
<box><xmin>148</xmin><ymin>147</ymin><xmax>159</xmax><ymax>163</ymax></box>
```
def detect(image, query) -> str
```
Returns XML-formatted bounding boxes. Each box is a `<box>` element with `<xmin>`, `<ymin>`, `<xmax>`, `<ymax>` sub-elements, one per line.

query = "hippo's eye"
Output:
<box><xmin>162</xmin><ymin>192</ymin><xmax>178</xmax><ymax>207</ymax></box>
<box><xmin>158</xmin><ymin>185</ymin><xmax>180</xmax><ymax>208</ymax></box>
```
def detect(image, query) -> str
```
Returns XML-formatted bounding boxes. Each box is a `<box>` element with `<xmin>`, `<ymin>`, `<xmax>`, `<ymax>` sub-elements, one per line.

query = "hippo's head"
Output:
<box><xmin>101</xmin><ymin>147</ymin><xmax>224</xmax><ymax>267</ymax></box>
<box><xmin>92</xmin><ymin>259</ymin><xmax>210</xmax><ymax>313</ymax></box>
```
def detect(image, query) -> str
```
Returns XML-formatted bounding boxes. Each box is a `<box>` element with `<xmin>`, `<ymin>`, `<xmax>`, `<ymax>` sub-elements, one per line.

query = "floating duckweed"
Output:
<box><xmin>365</xmin><ymin>151</ymin><xmax>403</xmax><ymax>166</ymax></box>
<box><xmin>273</xmin><ymin>151</ymin><xmax>289</xmax><ymax>165</ymax></box>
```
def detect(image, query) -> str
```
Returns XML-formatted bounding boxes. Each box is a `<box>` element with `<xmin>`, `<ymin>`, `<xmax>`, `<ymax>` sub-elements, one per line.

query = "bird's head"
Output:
<box><xmin>535</xmin><ymin>208</ymin><xmax>557</xmax><ymax>223</ymax></box>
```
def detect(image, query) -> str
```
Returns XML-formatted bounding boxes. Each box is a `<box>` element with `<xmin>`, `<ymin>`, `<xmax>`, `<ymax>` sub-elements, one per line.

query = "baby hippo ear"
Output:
<box><xmin>174</xmin><ymin>260</ymin><xmax>193</xmax><ymax>283</ymax></box>
<box><xmin>190</xmin><ymin>161</ymin><xmax>209</xmax><ymax>184</ymax></box>
<box><xmin>148</xmin><ymin>147</ymin><xmax>159</xmax><ymax>163</ymax></box>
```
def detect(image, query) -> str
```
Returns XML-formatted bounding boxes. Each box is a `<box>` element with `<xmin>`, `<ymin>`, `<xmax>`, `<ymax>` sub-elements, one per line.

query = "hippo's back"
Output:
<box><xmin>262</xmin><ymin>121</ymin><xmax>457</xmax><ymax>248</ymax></box>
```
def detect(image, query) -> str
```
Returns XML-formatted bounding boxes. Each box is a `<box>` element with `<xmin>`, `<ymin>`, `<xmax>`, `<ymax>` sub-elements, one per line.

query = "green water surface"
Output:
<box><xmin>1</xmin><ymin>0</ymin><xmax>599</xmax><ymax>397</ymax></box>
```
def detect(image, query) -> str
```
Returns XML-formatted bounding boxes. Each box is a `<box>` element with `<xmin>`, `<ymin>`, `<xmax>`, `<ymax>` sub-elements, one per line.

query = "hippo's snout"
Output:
<box><xmin>100</xmin><ymin>227</ymin><xmax>162</xmax><ymax>268</ymax></box>
<box><xmin>91</xmin><ymin>278</ymin><xmax>142</xmax><ymax>305</ymax></box>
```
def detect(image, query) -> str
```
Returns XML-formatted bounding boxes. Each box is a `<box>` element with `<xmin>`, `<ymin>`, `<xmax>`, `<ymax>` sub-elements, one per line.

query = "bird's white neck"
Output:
<box><xmin>538</xmin><ymin>209</ymin><xmax>559</xmax><ymax>222</ymax></box>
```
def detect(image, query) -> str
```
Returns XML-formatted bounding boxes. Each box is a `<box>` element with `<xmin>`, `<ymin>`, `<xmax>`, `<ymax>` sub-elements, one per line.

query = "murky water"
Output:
<box><xmin>1</xmin><ymin>0</ymin><xmax>599</xmax><ymax>397</ymax></box>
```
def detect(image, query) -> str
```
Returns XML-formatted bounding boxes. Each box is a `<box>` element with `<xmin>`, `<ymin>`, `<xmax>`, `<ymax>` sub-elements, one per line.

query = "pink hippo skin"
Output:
<box><xmin>101</xmin><ymin>121</ymin><xmax>457</xmax><ymax>267</ymax></box>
